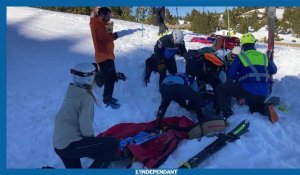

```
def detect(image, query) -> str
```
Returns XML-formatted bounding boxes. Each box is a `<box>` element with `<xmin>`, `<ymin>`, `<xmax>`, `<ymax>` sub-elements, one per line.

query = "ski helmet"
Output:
<box><xmin>241</xmin><ymin>33</ymin><xmax>256</xmax><ymax>45</ymax></box>
<box><xmin>172</xmin><ymin>29</ymin><xmax>184</xmax><ymax>45</ymax></box>
<box><xmin>70</xmin><ymin>63</ymin><xmax>98</xmax><ymax>86</ymax></box>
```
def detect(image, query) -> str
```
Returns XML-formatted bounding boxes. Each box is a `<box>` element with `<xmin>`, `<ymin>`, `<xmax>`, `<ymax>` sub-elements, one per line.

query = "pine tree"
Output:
<box><xmin>165</xmin><ymin>8</ymin><xmax>174</xmax><ymax>25</ymax></box>
<box><xmin>110</xmin><ymin>7</ymin><xmax>123</xmax><ymax>19</ymax></box>
<box><xmin>144</xmin><ymin>7</ymin><xmax>155</xmax><ymax>25</ymax></box>
<box><xmin>291</xmin><ymin>7</ymin><xmax>300</xmax><ymax>36</ymax></box>
<box><xmin>135</xmin><ymin>7</ymin><xmax>146</xmax><ymax>23</ymax></box>
<box><xmin>184</xmin><ymin>12</ymin><xmax>191</xmax><ymax>22</ymax></box>
<box><xmin>120</xmin><ymin>7</ymin><xmax>134</xmax><ymax>21</ymax></box>
<box><xmin>237</xmin><ymin>16</ymin><xmax>249</xmax><ymax>33</ymax></box>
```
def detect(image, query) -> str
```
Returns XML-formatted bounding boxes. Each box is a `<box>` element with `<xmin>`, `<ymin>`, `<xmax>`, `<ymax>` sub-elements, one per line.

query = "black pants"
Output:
<box><xmin>95</xmin><ymin>60</ymin><xmax>117</xmax><ymax>103</ymax></box>
<box><xmin>54</xmin><ymin>136</ymin><xmax>119</xmax><ymax>168</ymax></box>
<box><xmin>153</xmin><ymin>7</ymin><xmax>168</xmax><ymax>35</ymax></box>
<box><xmin>185</xmin><ymin>59</ymin><xmax>222</xmax><ymax>111</ymax></box>
<box><xmin>196</xmin><ymin>71</ymin><xmax>222</xmax><ymax>109</ymax></box>
<box><xmin>157</xmin><ymin>84</ymin><xmax>205</xmax><ymax>122</ymax></box>
<box><xmin>216</xmin><ymin>80</ymin><xmax>267</xmax><ymax>118</ymax></box>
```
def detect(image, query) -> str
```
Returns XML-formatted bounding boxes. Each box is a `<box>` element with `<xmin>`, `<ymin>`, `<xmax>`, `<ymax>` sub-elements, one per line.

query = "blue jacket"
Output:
<box><xmin>162</xmin><ymin>73</ymin><xmax>198</xmax><ymax>92</ymax></box>
<box><xmin>228</xmin><ymin>45</ymin><xmax>277</xmax><ymax>96</ymax></box>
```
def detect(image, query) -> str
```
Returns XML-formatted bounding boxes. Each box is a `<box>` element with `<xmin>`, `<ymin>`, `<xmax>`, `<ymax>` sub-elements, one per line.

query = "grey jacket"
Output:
<box><xmin>53</xmin><ymin>84</ymin><xmax>94</xmax><ymax>149</ymax></box>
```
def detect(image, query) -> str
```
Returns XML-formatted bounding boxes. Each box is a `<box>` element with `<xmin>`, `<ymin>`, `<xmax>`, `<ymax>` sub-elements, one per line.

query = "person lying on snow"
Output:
<box><xmin>184</xmin><ymin>47</ymin><xmax>226</xmax><ymax>116</ymax></box>
<box><xmin>216</xmin><ymin>33</ymin><xmax>278</xmax><ymax>122</ymax></box>
<box><xmin>156</xmin><ymin>73</ymin><xmax>226</xmax><ymax>137</ymax></box>
<box><xmin>53</xmin><ymin>63</ymin><xmax>119</xmax><ymax>169</ymax></box>
<box><xmin>144</xmin><ymin>29</ymin><xmax>187</xmax><ymax>85</ymax></box>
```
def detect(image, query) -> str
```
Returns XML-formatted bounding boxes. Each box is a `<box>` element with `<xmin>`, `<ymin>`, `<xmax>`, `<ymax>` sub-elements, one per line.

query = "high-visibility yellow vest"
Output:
<box><xmin>237</xmin><ymin>50</ymin><xmax>269</xmax><ymax>82</ymax></box>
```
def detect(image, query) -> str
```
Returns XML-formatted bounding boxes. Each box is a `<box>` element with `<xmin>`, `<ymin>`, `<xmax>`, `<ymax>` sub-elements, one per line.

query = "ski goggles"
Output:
<box><xmin>70</xmin><ymin>69</ymin><xmax>97</xmax><ymax>77</ymax></box>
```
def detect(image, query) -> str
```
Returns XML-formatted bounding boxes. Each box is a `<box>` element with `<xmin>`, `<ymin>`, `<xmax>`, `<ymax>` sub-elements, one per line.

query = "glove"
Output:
<box><xmin>116</xmin><ymin>72</ymin><xmax>126</xmax><ymax>81</ymax></box>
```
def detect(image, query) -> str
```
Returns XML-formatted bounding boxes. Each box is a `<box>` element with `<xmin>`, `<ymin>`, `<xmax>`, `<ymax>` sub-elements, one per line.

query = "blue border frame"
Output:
<box><xmin>1</xmin><ymin>0</ymin><xmax>7</xmax><ymax>173</ymax></box>
<box><xmin>3</xmin><ymin>0</ymin><xmax>300</xmax><ymax>6</ymax></box>
<box><xmin>2</xmin><ymin>0</ymin><xmax>300</xmax><ymax>175</ymax></box>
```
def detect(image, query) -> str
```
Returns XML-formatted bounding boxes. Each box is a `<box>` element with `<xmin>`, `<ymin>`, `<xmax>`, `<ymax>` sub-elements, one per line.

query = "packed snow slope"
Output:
<box><xmin>6</xmin><ymin>7</ymin><xmax>300</xmax><ymax>168</ymax></box>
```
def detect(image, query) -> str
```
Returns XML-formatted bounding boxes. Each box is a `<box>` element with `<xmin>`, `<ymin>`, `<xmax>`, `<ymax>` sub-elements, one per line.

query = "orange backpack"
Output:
<box><xmin>204</xmin><ymin>53</ymin><xmax>225</xmax><ymax>67</ymax></box>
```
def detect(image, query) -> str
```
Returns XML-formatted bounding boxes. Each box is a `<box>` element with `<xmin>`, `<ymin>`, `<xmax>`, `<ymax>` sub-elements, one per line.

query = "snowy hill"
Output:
<box><xmin>6</xmin><ymin>7</ymin><xmax>300</xmax><ymax>169</ymax></box>
<box><xmin>216</xmin><ymin>8</ymin><xmax>300</xmax><ymax>44</ymax></box>
<box><xmin>242</xmin><ymin>8</ymin><xmax>284</xmax><ymax>19</ymax></box>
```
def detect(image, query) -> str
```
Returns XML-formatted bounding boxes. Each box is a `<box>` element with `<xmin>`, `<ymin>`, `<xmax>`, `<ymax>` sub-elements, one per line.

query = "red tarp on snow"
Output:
<box><xmin>97</xmin><ymin>116</ymin><xmax>195</xmax><ymax>168</ymax></box>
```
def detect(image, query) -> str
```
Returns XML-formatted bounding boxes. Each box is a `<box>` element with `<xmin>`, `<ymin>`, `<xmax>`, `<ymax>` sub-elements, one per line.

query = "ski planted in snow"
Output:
<box><xmin>267</xmin><ymin>7</ymin><xmax>276</xmax><ymax>61</ymax></box>
<box><xmin>267</xmin><ymin>7</ymin><xmax>276</xmax><ymax>94</ymax></box>
<box><xmin>179</xmin><ymin>120</ymin><xmax>250</xmax><ymax>169</ymax></box>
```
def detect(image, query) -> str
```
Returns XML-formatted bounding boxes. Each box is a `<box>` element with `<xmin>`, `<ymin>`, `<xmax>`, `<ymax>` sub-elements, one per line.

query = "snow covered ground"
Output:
<box><xmin>6</xmin><ymin>7</ymin><xmax>300</xmax><ymax>169</ymax></box>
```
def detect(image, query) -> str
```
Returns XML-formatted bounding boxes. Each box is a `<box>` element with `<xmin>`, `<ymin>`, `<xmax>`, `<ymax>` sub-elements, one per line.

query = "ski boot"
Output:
<box><xmin>104</xmin><ymin>98</ymin><xmax>121</xmax><ymax>109</ymax></box>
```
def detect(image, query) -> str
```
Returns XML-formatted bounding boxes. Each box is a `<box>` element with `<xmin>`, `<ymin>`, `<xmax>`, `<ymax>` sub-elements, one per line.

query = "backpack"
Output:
<box><xmin>216</xmin><ymin>35</ymin><xmax>240</xmax><ymax>50</ymax></box>
<box><xmin>184</xmin><ymin>47</ymin><xmax>225</xmax><ymax>77</ymax></box>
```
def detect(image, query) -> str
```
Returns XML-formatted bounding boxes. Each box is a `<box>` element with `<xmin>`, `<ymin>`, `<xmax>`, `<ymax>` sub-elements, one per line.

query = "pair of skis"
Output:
<box><xmin>179</xmin><ymin>120</ymin><xmax>250</xmax><ymax>169</ymax></box>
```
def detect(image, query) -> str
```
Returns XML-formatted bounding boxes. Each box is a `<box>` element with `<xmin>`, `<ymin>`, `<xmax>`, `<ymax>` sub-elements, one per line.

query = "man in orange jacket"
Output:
<box><xmin>90</xmin><ymin>7</ymin><xmax>126</xmax><ymax>109</ymax></box>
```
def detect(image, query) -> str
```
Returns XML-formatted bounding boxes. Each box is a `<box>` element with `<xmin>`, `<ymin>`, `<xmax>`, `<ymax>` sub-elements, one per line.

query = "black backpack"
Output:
<box><xmin>184</xmin><ymin>47</ymin><xmax>225</xmax><ymax>77</ymax></box>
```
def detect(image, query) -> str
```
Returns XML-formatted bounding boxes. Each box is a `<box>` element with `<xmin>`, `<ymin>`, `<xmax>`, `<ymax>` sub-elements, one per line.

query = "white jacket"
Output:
<box><xmin>53</xmin><ymin>84</ymin><xmax>94</xmax><ymax>149</ymax></box>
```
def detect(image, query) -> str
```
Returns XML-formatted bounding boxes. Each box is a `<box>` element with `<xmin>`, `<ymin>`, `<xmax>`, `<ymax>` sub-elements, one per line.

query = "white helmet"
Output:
<box><xmin>70</xmin><ymin>63</ymin><xmax>98</xmax><ymax>86</ymax></box>
<box><xmin>172</xmin><ymin>29</ymin><xmax>184</xmax><ymax>45</ymax></box>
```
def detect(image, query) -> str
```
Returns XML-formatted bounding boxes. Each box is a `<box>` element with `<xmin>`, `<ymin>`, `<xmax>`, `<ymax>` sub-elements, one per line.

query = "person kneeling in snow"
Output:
<box><xmin>156</xmin><ymin>73</ymin><xmax>226</xmax><ymax>137</ymax></box>
<box><xmin>144</xmin><ymin>29</ymin><xmax>187</xmax><ymax>85</ymax></box>
<box><xmin>216</xmin><ymin>33</ymin><xmax>277</xmax><ymax>120</ymax></box>
<box><xmin>53</xmin><ymin>63</ymin><xmax>119</xmax><ymax>168</ymax></box>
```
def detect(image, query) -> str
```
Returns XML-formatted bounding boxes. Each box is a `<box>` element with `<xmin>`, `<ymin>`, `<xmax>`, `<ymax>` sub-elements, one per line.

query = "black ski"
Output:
<box><xmin>179</xmin><ymin>120</ymin><xmax>250</xmax><ymax>168</ymax></box>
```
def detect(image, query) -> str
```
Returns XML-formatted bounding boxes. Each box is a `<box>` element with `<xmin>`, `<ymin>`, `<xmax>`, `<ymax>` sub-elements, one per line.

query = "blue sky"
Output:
<box><xmin>167</xmin><ymin>6</ymin><xmax>234</xmax><ymax>16</ymax></box>
<box><xmin>132</xmin><ymin>6</ymin><xmax>234</xmax><ymax>17</ymax></box>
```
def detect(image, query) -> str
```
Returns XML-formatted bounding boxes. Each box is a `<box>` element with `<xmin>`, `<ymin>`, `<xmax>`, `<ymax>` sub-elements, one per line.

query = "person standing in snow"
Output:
<box><xmin>144</xmin><ymin>29</ymin><xmax>187</xmax><ymax>85</ymax></box>
<box><xmin>153</xmin><ymin>7</ymin><xmax>168</xmax><ymax>36</ymax></box>
<box><xmin>90</xmin><ymin>7</ymin><xmax>126</xmax><ymax>109</ymax></box>
<box><xmin>216</xmin><ymin>33</ymin><xmax>277</xmax><ymax>119</ymax></box>
<box><xmin>53</xmin><ymin>63</ymin><xmax>119</xmax><ymax>169</ymax></box>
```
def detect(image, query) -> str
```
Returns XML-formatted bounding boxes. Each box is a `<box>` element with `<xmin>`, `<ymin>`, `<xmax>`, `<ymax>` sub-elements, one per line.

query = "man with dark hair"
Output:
<box><xmin>90</xmin><ymin>7</ymin><xmax>126</xmax><ymax>109</ymax></box>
